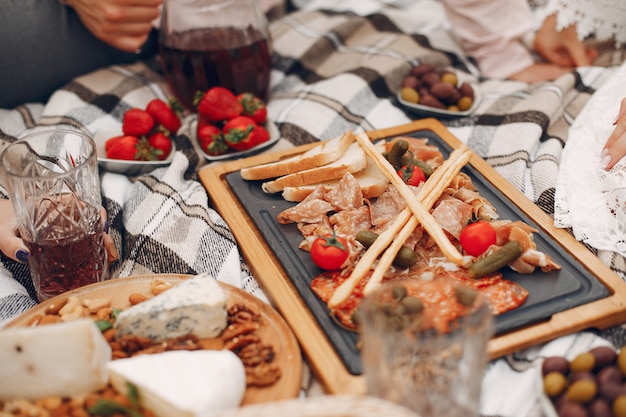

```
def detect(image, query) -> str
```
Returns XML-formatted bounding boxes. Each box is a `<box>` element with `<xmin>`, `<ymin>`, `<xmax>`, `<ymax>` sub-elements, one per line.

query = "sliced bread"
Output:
<box><xmin>281</xmin><ymin>151</ymin><xmax>389</xmax><ymax>202</ymax></box>
<box><xmin>261</xmin><ymin>141</ymin><xmax>367</xmax><ymax>194</ymax></box>
<box><xmin>240</xmin><ymin>131</ymin><xmax>355</xmax><ymax>180</ymax></box>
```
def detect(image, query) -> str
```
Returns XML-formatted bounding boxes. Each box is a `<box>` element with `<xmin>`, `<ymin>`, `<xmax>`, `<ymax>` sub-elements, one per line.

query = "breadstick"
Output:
<box><xmin>363</xmin><ymin>146</ymin><xmax>472</xmax><ymax>294</ymax></box>
<box><xmin>327</xmin><ymin>140</ymin><xmax>470</xmax><ymax>309</ymax></box>
<box><xmin>354</xmin><ymin>132</ymin><xmax>465</xmax><ymax>265</ymax></box>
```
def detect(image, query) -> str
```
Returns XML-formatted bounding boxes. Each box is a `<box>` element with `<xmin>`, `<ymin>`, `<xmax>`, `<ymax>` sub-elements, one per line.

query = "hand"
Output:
<box><xmin>0</xmin><ymin>199</ymin><xmax>30</xmax><ymax>263</ymax></box>
<box><xmin>508</xmin><ymin>62</ymin><xmax>572</xmax><ymax>83</ymax></box>
<box><xmin>533</xmin><ymin>13</ymin><xmax>597</xmax><ymax>68</ymax></box>
<box><xmin>0</xmin><ymin>199</ymin><xmax>119</xmax><ymax>264</ymax></box>
<box><xmin>64</xmin><ymin>0</ymin><xmax>163</xmax><ymax>53</ymax></box>
<box><xmin>601</xmin><ymin>98</ymin><xmax>626</xmax><ymax>170</ymax></box>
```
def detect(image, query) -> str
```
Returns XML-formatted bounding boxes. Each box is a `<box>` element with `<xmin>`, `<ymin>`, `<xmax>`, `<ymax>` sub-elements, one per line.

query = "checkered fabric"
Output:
<box><xmin>1</xmin><ymin>1</ymin><xmax>625</xmax><ymax>416</ymax></box>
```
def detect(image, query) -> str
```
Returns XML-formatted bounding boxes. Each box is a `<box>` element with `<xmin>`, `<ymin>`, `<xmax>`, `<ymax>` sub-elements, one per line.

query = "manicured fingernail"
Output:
<box><xmin>600</xmin><ymin>149</ymin><xmax>611</xmax><ymax>168</ymax></box>
<box><xmin>104</xmin><ymin>220</ymin><xmax>109</xmax><ymax>234</ymax></box>
<box><xmin>16</xmin><ymin>249</ymin><xmax>29</xmax><ymax>263</ymax></box>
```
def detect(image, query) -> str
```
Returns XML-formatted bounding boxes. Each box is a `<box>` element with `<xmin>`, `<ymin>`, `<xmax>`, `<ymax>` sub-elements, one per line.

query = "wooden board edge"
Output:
<box><xmin>198</xmin><ymin>118</ymin><xmax>626</xmax><ymax>389</ymax></box>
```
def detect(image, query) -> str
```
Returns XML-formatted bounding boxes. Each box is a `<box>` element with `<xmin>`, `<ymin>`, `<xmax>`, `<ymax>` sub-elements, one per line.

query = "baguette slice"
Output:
<box><xmin>240</xmin><ymin>131</ymin><xmax>355</xmax><ymax>180</ymax></box>
<box><xmin>261</xmin><ymin>141</ymin><xmax>367</xmax><ymax>193</ymax></box>
<box><xmin>282</xmin><ymin>154</ymin><xmax>389</xmax><ymax>202</ymax></box>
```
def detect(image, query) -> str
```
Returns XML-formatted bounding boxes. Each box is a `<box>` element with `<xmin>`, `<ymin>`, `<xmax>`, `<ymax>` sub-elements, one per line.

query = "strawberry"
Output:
<box><xmin>105</xmin><ymin>135</ymin><xmax>141</xmax><ymax>160</ymax></box>
<box><xmin>237</xmin><ymin>93</ymin><xmax>267</xmax><ymax>124</ymax></box>
<box><xmin>223</xmin><ymin>116</ymin><xmax>258</xmax><ymax>152</ymax></box>
<box><xmin>146</xmin><ymin>132</ymin><xmax>173</xmax><ymax>161</ymax></box>
<box><xmin>146</xmin><ymin>98</ymin><xmax>182</xmax><ymax>134</ymax></box>
<box><xmin>250</xmin><ymin>125</ymin><xmax>270</xmax><ymax>146</ymax></box>
<box><xmin>195</xmin><ymin>87</ymin><xmax>243</xmax><ymax>122</ymax></box>
<box><xmin>122</xmin><ymin>108</ymin><xmax>155</xmax><ymax>136</ymax></box>
<box><xmin>197</xmin><ymin>124</ymin><xmax>229</xmax><ymax>156</ymax></box>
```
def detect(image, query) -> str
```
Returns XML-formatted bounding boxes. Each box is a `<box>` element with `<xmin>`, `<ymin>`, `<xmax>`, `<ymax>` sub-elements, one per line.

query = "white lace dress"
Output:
<box><xmin>553</xmin><ymin>0</ymin><xmax>626</xmax><ymax>257</ymax></box>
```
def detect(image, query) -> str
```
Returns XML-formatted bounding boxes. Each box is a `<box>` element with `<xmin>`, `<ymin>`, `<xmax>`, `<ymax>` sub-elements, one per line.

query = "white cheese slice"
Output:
<box><xmin>114</xmin><ymin>273</ymin><xmax>228</xmax><ymax>342</ymax></box>
<box><xmin>107</xmin><ymin>350</ymin><xmax>246</xmax><ymax>417</ymax></box>
<box><xmin>0</xmin><ymin>318</ymin><xmax>111</xmax><ymax>400</ymax></box>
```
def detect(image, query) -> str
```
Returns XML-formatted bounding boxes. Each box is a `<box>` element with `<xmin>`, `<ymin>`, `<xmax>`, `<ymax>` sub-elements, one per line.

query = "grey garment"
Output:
<box><xmin>0</xmin><ymin>0</ymin><xmax>158</xmax><ymax>109</ymax></box>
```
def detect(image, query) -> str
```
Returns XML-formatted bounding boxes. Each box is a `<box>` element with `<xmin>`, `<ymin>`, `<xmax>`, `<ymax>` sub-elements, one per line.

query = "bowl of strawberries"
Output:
<box><xmin>95</xmin><ymin>98</ymin><xmax>180</xmax><ymax>175</ymax></box>
<box><xmin>193</xmin><ymin>87</ymin><xmax>279</xmax><ymax>161</ymax></box>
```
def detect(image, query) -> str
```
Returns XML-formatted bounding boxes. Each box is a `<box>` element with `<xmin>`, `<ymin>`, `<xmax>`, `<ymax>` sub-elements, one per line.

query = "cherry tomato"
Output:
<box><xmin>459</xmin><ymin>221</ymin><xmax>497</xmax><ymax>257</ymax></box>
<box><xmin>310</xmin><ymin>232</ymin><xmax>349</xmax><ymax>270</ymax></box>
<box><xmin>397</xmin><ymin>164</ymin><xmax>426</xmax><ymax>186</ymax></box>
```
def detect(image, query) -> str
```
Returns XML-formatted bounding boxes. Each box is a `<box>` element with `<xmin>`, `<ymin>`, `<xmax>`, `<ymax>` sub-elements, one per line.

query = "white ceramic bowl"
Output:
<box><xmin>397</xmin><ymin>82</ymin><xmax>481</xmax><ymax>118</ymax></box>
<box><xmin>94</xmin><ymin>129</ymin><xmax>175</xmax><ymax>175</ymax></box>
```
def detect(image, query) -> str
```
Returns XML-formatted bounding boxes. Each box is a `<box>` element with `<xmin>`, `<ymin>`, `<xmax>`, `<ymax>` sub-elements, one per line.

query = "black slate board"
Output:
<box><xmin>225</xmin><ymin>129</ymin><xmax>609</xmax><ymax>376</ymax></box>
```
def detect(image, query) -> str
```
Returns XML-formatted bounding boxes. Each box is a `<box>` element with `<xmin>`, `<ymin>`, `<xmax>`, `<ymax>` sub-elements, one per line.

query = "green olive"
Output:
<box><xmin>401</xmin><ymin>296</ymin><xmax>424</xmax><ymax>315</ymax></box>
<box><xmin>543</xmin><ymin>371</ymin><xmax>568</xmax><ymax>398</ymax></box>
<box><xmin>454</xmin><ymin>285</ymin><xmax>477</xmax><ymax>307</ymax></box>
<box><xmin>391</xmin><ymin>284</ymin><xmax>408</xmax><ymax>301</ymax></box>
<box><xmin>565</xmin><ymin>379</ymin><xmax>597</xmax><ymax>403</ymax></box>
<box><xmin>618</xmin><ymin>348</ymin><xmax>626</xmax><ymax>376</ymax></box>
<box><xmin>570</xmin><ymin>352</ymin><xmax>596</xmax><ymax>373</ymax></box>
<box><xmin>614</xmin><ymin>395</ymin><xmax>626</xmax><ymax>417</ymax></box>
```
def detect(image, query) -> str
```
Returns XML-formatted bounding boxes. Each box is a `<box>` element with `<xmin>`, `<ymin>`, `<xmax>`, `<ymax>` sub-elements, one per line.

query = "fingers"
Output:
<box><xmin>100</xmin><ymin>206</ymin><xmax>120</xmax><ymax>263</ymax></box>
<box><xmin>601</xmin><ymin>98</ymin><xmax>626</xmax><ymax>170</ymax></box>
<box><xmin>0</xmin><ymin>200</ymin><xmax>30</xmax><ymax>263</ymax></box>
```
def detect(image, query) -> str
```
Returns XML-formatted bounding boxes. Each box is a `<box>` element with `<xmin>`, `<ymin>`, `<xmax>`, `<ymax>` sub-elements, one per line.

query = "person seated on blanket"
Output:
<box><xmin>442</xmin><ymin>0</ymin><xmax>626</xmax><ymax>168</ymax></box>
<box><xmin>0</xmin><ymin>0</ymin><xmax>162</xmax><ymax>109</ymax></box>
<box><xmin>440</xmin><ymin>0</ymin><xmax>597</xmax><ymax>83</ymax></box>
<box><xmin>0</xmin><ymin>199</ymin><xmax>119</xmax><ymax>265</ymax></box>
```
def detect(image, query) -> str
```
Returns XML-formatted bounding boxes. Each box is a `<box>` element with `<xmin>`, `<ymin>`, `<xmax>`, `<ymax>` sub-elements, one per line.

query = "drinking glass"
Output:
<box><xmin>359</xmin><ymin>278</ymin><xmax>494</xmax><ymax>417</ymax></box>
<box><xmin>158</xmin><ymin>0</ymin><xmax>272</xmax><ymax>109</ymax></box>
<box><xmin>1</xmin><ymin>128</ymin><xmax>108</xmax><ymax>301</ymax></box>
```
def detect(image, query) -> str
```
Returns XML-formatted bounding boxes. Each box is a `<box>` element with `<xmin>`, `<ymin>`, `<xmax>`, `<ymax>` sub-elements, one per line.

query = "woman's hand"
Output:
<box><xmin>0</xmin><ymin>199</ymin><xmax>30</xmax><ymax>263</ymax></box>
<box><xmin>534</xmin><ymin>13</ymin><xmax>597</xmax><ymax>68</ymax></box>
<box><xmin>0</xmin><ymin>199</ymin><xmax>119</xmax><ymax>264</ymax></box>
<box><xmin>601</xmin><ymin>98</ymin><xmax>626</xmax><ymax>170</ymax></box>
<box><xmin>63</xmin><ymin>0</ymin><xmax>163</xmax><ymax>53</ymax></box>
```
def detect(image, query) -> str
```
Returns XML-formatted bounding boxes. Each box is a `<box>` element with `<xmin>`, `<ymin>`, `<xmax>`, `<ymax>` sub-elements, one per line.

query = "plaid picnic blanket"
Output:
<box><xmin>1</xmin><ymin>1</ymin><xmax>625</xmax><ymax>415</ymax></box>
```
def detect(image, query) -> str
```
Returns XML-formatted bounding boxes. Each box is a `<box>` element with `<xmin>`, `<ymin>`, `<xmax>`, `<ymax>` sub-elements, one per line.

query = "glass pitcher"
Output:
<box><xmin>158</xmin><ymin>0</ymin><xmax>272</xmax><ymax>109</ymax></box>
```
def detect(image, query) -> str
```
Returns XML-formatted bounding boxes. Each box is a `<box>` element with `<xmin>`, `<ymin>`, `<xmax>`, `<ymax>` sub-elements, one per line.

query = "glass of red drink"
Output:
<box><xmin>1</xmin><ymin>128</ymin><xmax>108</xmax><ymax>301</ymax></box>
<box><xmin>158</xmin><ymin>0</ymin><xmax>272</xmax><ymax>110</ymax></box>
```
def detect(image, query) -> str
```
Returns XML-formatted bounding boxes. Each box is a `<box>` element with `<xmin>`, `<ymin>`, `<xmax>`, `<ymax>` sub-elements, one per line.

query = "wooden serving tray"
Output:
<box><xmin>6</xmin><ymin>274</ymin><xmax>303</xmax><ymax>405</ymax></box>
<box><xmin>198</xmin><ymin>119</ymin><xmax>626</xmax><ymax>395</ymax></box>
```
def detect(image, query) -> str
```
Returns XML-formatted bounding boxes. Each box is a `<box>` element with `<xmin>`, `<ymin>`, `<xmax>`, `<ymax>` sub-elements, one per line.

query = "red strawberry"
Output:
<box><xmin>223</xmin><ymin>116</ymin><xmax>258</xmax><ymax>152</ymax></box>
<box><xmin>146</xmin><ymin>98</ymin><xmax>182</xmax><ymax>134</ymax></box>
<box><xmin>197</xmin><ymin>124</ymin><xmax>228</xmax><ymax>156</ymax></box>
<box><xmin>147</xmin><ymin>132</ymin><xmax>173</xmax><ymax>161</ymax></box>
<box><xmin>237</xmin><ymin>93</ymin><xmax>267</xmax><ymax>124</ymax></box>
<box><xmin>195</xmin><ymin>87</ymin><xmax>243</xmax><ymax>122</ymax></box>
<box><xmin>250</xmin><ymin>125</ymin><xmax>270</xmax><ymax>146</ymax></box>
<box><xmin>122</xmin><ymin>108</ymin><xmax>154</xmax><ymax>136</ymax></box>
<box><xmin>105</xmin><ymin>135</ymin><xmax>141</xmax><ymax>160</ymax></box>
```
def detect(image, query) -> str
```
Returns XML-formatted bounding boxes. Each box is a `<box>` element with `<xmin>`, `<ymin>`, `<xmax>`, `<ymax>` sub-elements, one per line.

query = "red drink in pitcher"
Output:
<box><xmin>159</xmin><ymin>26</ymin><xmax>272</xmax><ymax>110</ymax></box>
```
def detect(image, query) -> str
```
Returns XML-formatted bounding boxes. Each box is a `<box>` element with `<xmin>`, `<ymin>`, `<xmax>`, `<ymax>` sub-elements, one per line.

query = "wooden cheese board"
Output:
<box><xmin>197</xmin><ymin>118</ymin><xmax>626</xmax><ymax>395</ymax></box>
<box><xmin>5</xmin><ymin>274</ymin><xmax>303</xmax><ymax>405</ymax></box>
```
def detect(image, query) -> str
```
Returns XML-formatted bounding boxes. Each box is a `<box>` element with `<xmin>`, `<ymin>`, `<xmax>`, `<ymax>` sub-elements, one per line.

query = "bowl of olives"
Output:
<box><xmin>397</xmin><ymin>63</ymin><xmax>480</xmax><ymax>118</ymax></box>
<box><xmin>539</xmin><ymin>345</ymin><xmax>626</xmax><ymax>417</ymax></box>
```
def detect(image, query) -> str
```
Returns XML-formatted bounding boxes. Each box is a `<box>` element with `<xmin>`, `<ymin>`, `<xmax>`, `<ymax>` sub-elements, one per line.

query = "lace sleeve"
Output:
<box><xmin>554</xmin><ymin>0</ymin><xmax>626</xmax><ymax>46</ymax></box>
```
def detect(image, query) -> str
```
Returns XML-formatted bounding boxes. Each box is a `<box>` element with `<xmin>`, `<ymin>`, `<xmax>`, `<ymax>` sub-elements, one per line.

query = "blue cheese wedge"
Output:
<box><xmin>0</xmin><ymin>319</ymin><xmax>111</xmax><ymax>400</ymax></box>
<box><xmin>114</xmin><ymin>273</ymin><xmax>228</xmax><ymax>342</ymax></box>
<box><xmin>107</xmin><ymin>350</ymin><xmax>246</xmax><ymax>417</ymax></box>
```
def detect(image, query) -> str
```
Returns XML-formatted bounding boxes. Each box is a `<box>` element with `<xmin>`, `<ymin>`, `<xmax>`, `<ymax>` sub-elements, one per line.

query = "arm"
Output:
<box><xmin>533</xmin><ymin>13</ymin><xmax>597</xmax><ymax>68</ymax></box>
<box><xmin>441</xmin><ymin>0</ymin><xmax>574</xmax><ymax>82</ymax></box>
